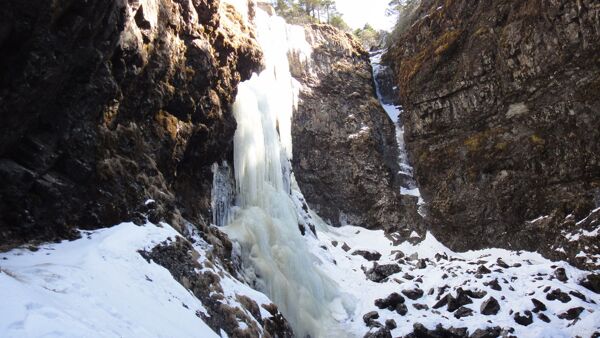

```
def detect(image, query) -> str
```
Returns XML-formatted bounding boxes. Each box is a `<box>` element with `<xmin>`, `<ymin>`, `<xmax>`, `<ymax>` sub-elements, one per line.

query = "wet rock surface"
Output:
<box><xmin>386</xmin><ymin>0</ymin><xmax>600</xmax><ymax>269</ymax></box>
<box><xmin>0</xmin><ymin>0</ymin><xmax>263</xmax><ymax>250</ymax></box>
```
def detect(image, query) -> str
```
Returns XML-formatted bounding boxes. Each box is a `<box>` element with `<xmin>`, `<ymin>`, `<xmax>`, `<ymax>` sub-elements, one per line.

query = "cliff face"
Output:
<box><xmin>0</xmin><ymin>0</ymin><xmax>262</xmax><ymax>249</ymax></box>
<box><xmin>386</xmin><ymin>0</ymin><xmax>600</xmax><ymax>268</ymax></box>
<box><xmin>290</xmin><ymin>24</ymin><xmax>423</xmax><ymax>233</ymax></box>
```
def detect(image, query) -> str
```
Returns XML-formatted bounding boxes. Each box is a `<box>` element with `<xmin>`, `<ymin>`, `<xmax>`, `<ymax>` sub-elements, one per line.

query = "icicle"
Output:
<box><xmin>211</xmin><ymin>162</ymin><xmax>234</xmax><ymax>227</ymax></box>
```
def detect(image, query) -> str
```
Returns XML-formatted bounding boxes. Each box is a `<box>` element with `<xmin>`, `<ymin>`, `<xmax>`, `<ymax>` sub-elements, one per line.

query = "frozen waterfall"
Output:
<box><xmin>220</xmin><ymin>7</ymin><xmax>353</xmax><ymax>338</ymax></box>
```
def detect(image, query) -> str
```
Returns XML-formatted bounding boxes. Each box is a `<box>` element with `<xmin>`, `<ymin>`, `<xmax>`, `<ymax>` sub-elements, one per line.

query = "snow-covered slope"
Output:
<box><xmin>0</xmin><ymin>223</ymin><xmax>219</xmax><ymax>338</ymax></box>
<box><xmin>0</xmin><ymin>221</ymin><xmax>290</xmax><ymax>338</ymax></box>
<box><xmin>301</xmin><ymin>219</ymin><xmax>600</xmax><ymax>337</ymax></box>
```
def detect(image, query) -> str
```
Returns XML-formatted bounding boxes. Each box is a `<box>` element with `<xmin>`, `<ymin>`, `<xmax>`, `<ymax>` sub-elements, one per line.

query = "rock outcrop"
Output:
<box><xmin>386</xmin><ymin>0</ymin><xmax>600</xmax><ymax>268</ymax></box>
<box><xmin>0</xmin><ymin>0</ymin><xmax>262</xmax><ymax>249</ymax></box>
<box><xmin>290</xmin><ymin>23</ymin><xmax>422</xmax><ymax>232</ymax></box>
<box><xmin>140</xmin><ymin>236</ymin><xmax>294</xmax><ymax>338</ymax></box>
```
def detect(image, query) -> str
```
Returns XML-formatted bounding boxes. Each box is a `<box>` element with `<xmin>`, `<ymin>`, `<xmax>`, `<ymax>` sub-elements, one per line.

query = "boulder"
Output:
<box><xmin>480</xmin><ymin>297</ymin><xmax>500</xmax><ymax>315</ymax></box>
<box><xmin>366</xmin><ymin>263</ymin><xmax>401</xmax><ymax>282</ymax></box>
<box><xmin>514</xmin><ymin>311</ymin><xmax>533</xmax><ymax>326</ymax></box>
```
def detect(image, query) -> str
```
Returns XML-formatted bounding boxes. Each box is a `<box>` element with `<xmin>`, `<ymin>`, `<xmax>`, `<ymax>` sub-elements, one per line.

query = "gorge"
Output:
<box><xmin>1</xmin><ymin>0</ymin><xmax>599</xmax><ymax>337</ymax></box>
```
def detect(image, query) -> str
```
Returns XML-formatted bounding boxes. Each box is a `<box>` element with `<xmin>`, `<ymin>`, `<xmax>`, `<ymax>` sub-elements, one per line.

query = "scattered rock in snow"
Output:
<box><xmin>538</xmin><ymin>313</ymin><xmax>551</xmax><ymax>323</ymax></box>
<box><xmin>464</xmin><ymin>289</ymin><xmax>487</xmax><ymax>299</ymax></box>
<box><xmin>396</xmin><ymin>303</ymin><xmax>408</xmax><ymax>316</ymax></box>
<box><xmin>569</xmin><ymin>290</ymin><xmax>586</xmax><ymax>301</ymax></box>
<box><xmin>404</xmin><ymin>323</ymin><xmax>468</xmax><ymax>338</ymax></box>
<box><xmin>580</xmin><ymin>273</ymin><xmax>600</xmax><ymax>294</ymax></box>
<box><xmin>546</xmin><ymin>288</ymin><xmax>571</xmax><ymax>303</ymax></box>
<box><xmin>402</xmin><ymin>287</ymin><xmax>424</xmax><ymax>300</ymax></box>
<box><xmin>454</xmin><ymin>306</ymin><xmax>473</xmax><ymax>319</ymax></box>
<box><xmin>413</xmin><ymin>303</ymin><xmax>429</xmax><ymax>311</ymax></box>
<box><xmin>363</xmin><ymin>311</ymin><xmax>380</xmax><ymax>325</ymax></box>
<box><xmin>392</xmin><ymin>250</ymin><xmax>405</xmax><ymax>260</ymax></box>
<box><xmin>531</xmin><ymin>298</ymin><xmax>547</xmax><ymax>313</ymax></box>
<box><xmin>496</xmin><ymin>258</ymin><xmax>509</xmax><ymax>269</ymax></box>
<box><xmin>554</xmin><ymin>267</ymin><xmax>568</xmax><ymax>282</ymax></box>
<box><xmin>366</xmin><ymin>263</ymin><xmax>401</xmax><ymax>282</ymax></box>
<box><xmin>352</xmin><ymin>250</ymin><xmax>382</xmax><ymax>261</ymax></box>
<box><xmin>375</xmin><ymin>292</ymin><xmax>405</xmax><ymax>310</ymax></box>
<box><xmin>558</xmin><ymin>307</ymin><xmax>584</xmax><ymax>320</ymax></box>
<box><xmin>477</xmin><ymin>265</ymin><xmax>491</xmax><ymax>274</ymax></box>
<box><xmin>470</xmin><ymin>326</ymin><xmax>502</xmax><ymax>338</ymax></box>
<box><xmin>447</xmin><ymin>289</ymin><xmax>473</xmax><ymax>312</ymax></box>
<box><xmin>416</xmin><ymin>259</ymin><xmax>428</xmax><ymax>269</ymax></box>
<box><xmin>513</xmin><ymin>311</ymin><xmax>533</xmax><ymax>326</ymax></box>
<box><xmin>484</xmin><ymin>278</ymin><xmax>502</xmax><ymax>291</ymax></box>
<box><xmin>385</xmin><ymin>319</ymin><xmax>397</xmax><ymax>330</ymax></box>
<box><xmin>342</xmin><ymin>242</ymin><xmax>351</xmax><ymax>252</ymax></box>
<box><xmin>363</xmin><ymin>327</ymin><xmax>392</xmax><ymax>338</ymax></box>
<box><xmin>480</xmin><ymin>297</ymin><xmax>500</xmax><ymax>315</ymax></box>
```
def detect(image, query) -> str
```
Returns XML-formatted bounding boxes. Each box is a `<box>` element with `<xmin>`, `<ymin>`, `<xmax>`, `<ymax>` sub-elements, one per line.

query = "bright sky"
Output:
<box><xmin>335</xmin><ymin>0</ymin><xmax>395</xmax><ymax>31</ymax></box>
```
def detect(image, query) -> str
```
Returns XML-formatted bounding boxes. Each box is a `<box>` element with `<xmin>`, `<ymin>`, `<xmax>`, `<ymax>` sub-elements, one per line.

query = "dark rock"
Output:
<box><xmin>413</xmin><ymin>303</ymin><xmax>429</xmax><ymax>311</ymax></box>
<box><xmin>554</xmin><ymin>268</ymin><xmax>568</xmax><ymax>282</ymax></box>
<box><xmin>366</xmin><ymin>263</ymin><xmax>402</xmax><ymax>282</ymax></box>
<box><xmin>140</xmin><ymin>238</ymin><xmax>292</xmax><ymax>338</ymax></box>
<box><xmin>454</xmin><ymin>306</ymin><xmax>473</xmax><ymax>319</ymax></box>
<box><xmin>403</xmin><ymin>273</ymin><xmax>415</xmax><ymax>280</ymax></box>
<box><xmin>385</xmin><ymin>319</ymin><xmax>397</xmax><ymax>330</ymax></box>
<box><xmin>495</xmin><ymin>258</ymin><xmax>509</xmax><ymax>269</ymax></box>
<box><xmin>405</xmin><ymin>323</ymin><xmax>468</xmax><ymax>338</ymax></box>
<box><xmin>375</xmin><ymin>292</ymin><xmax>405</xmax><ymax>310</ymax></box>
<box><xmin>291</xmin><ymin>24</ymin><xmax>423</xmax><ymax>234</ymax></box>
<box><xmin>464</xmin><ymin>289</ymin><xmax>487</xmax><ymax>299</ymax></box>
<box><xmin>0</xmin><ymin>0</ymin><xmax>263</xmax><ymax>252</ymax></box>
<box><xmin>477</xmin><ymin>265</ymin><xmax>491</xmax><ymax>274</ymax></box>
<box><xmin>580</xmin><ymin>274</ymin><xmax>600</xmax><ymax>294</ymax></box>
<box><xmin>470</xmin><ymin>327</ymin><xmax>501</xmax><ymax>338</ymax></box>
<box><xmin>484</xmin><ymin>279</ymin><xmax>502</xmax><ymax>291</ymax></box>
<box><xmin>393</xmin><ymin>250</ymin><xmax>406</xmax><ymax>260</ymax></box>
<box><xmin>480</xmin><ymin>297</ymin><xmax>500</xmax><ymax>315</ymax></box>
<box><xmin>385</xmin><ymin>0</ymin><xmax>600</xmax><ymax>270</ymax></box>
<box><xmin>416</xmin><ymin>259</ymin><xmax>428</xmax><ymax>269</ymax></box>
<box><xmin>353</xmin><ymin>250</ymin><xmax>382</xmax><ymax>261</ymax></box>
<box><xmin>568</xmin><ymin>290</ymin><xmax>586</xmax><ymax>301</ymax></box>
<box><xmin>546</xmin><ymin>288</ymin><xmax>572</xmax><ymax>303</ymax></box>
<box><xmin>531</xmin><ymin>298</ymin><xmax>547</xmax><ymax>313</ymax></box>
<box><xmin>447</xmin><ymin>289</ymin><xmax>473</xmax><ymax>312</ymax></box>
<box><xmin>402</xmin><ymin>288</ymin><xmax>424</xmax><ymax>300</ymax></box>
<box><xmin>514</xmin><ymin>311</ymin><xmax>533</xmax><ymax>326</ymax></box>
<box><xmin>537</xmin><ymin>313</ymin><xmax>551</xmax><ymax>323</ymax></box>
<box><xmin>435</xmin><ymin>253</ymin><xmax>448</xmax><ymax>261</ymax></box>
<box><xmin>433</xmin><ymin>295</ymin><xmax>449</xmax><ymax>309</ymax></box>
<box><xmin>342</xmin><ymin>242</ymin><xmax>351</xmax><ymax>252</ymax></box>
<box><xmin>364</xmin><ymin>327</ymin><xmax>392</xmax><ymax>338</ymax></box>
<box><xmin>396</xmin><ymin>303</ymin><xmax>408</xmax><ymax>316</ymax></box>
<box><xmin>558</xmin><ymin>307</ymin><xmax>584</xmax><ymax>320</ymax></box>
<box><xmin>363</xmin><ymin>311</ymin><xmax>380</xmax><ymax>325</ymax></box>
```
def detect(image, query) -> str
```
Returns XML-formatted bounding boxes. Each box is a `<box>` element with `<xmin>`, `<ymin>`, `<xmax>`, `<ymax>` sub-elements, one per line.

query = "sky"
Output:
<box><xmin>334</xmin><ymin>0</ymin><xmax>396</xmax><ymax>31</ymax></box>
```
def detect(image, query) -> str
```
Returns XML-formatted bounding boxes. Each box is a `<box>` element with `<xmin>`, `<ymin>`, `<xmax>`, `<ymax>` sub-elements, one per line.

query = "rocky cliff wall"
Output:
<box><xmin>386</xmin><ymin>0</ymin><xmax>600</xmax><ymax>269</ymax></box>
<box><xmin>0</xmin><ymin>0</ymin><xmax>262</xmax><ymax>249</ymax></box>
<box><xmin>291</xmin><ymin>24</ymin><xmax>423</xmax><ymax>234</ymax></box>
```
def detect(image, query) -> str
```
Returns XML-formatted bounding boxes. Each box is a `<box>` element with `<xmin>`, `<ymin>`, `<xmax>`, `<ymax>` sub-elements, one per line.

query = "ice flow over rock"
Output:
<box><xmin>221</xmin><ymin>8</ymin><xmax>353</xmax><ymax>338</ymax></box>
